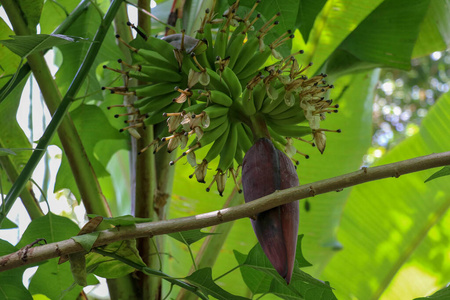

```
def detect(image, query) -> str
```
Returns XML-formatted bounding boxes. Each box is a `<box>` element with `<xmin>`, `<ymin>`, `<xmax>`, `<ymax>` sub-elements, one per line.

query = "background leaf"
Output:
<box><xmin>17</xmin><ymin>0</ymin><xmax>44</xmax><ymax>32</ymax></box>
<box><xmin>322</xmin><ymin>90</ymin><xmax>450</xmax><ymax>299</ymax></box>
<box><xmin>0</xmin><ymin>18</ymin><xmax>22</xmax><ymax>90</ymax></box>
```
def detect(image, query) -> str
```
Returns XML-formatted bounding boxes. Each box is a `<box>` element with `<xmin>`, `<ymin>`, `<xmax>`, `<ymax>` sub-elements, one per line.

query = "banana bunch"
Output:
<box><xmin>104</xmin><ymin>0</ymin><xmax>341</xmax><ymax>196</ymax></box>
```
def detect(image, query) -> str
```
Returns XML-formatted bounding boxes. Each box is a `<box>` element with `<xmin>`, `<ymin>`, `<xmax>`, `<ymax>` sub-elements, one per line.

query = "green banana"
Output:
<box><xmin>182</xmin><ymin>102</ymin><xmax>207</xmax><ymax>114</ymax></box>
<box><xmin>221</xmin><ymin>66</ymin><xmax>242</xmax><ymax>100</ymax></box>
<box><xmin>203</xmin><ymin>122</ymin><xmax>231</xmax><ymax>164</ymax></box>
<box><xmin>203</xmin><ymin>104</ymin><xmax>229</xmax><ymax>119</ymax></box>
<box><xmin>206</xmin><ymin>68</ymin><xmax>230</xmax><ymax>94</ymax></box>
<box><xmin>217</xmin><ymin>122</ymin><xmax>238</xmax><ymax>171</ymax></box>
<box><xmin>232</xmin><ymin>37</ymin><xmax>259</xmax><ymax>74</ymax></box>
<box><xmin>214</xmin><ymin>29</ymin><xmax>228</xmax><ymax>60</ymax></box>
<box><xmin>138</xmin><ymin>65</ymin><xmax>182</xmax><ymax>83</ymax></box>
<box><xmin>260</xmin><ymin>88</ymin><xmax>286</xmax><ymax>114</ymax></box>
<box><xmin>203</xmin><ymin>114</ymin><xmax>228</xmax><ymax>132</ymax></box>
<box><xmin>241</xmin><ymin>88</ymin><xmax>256</xmax><ymax>116</ymax></box>
<box><xmin>236</xmin><ymin>48</ymin><xmax>271</xmax><ymax>79</ymax></box>
<box><xmin>253</xmin><ymin>83</ymin><xmax>266</xmax><ymax>112</ymax></box>
<box><xmin>204</xmin><ymin>22</ymin><xmax>216</xmax><ymax>67</ymax></box>
<box><xmin>267</xmin><ymin>114</ymin><xmax>306</xmax><ymax>126</ymax></box>
<box><xmin>236</xmin><ymin>122</ymin><xmax>253</xmax><ymax>152</ymax></box>
<box><xmin>200</xmin><ymin>120</ymin><xmax>230</xmax><ymax>150</ymax></box>
<box><xmin>209</xmin><ymin>90</ymin><xmax>233</xmax><ymax>107</ymax></box>
<box><xmin>226</xmin><ymin>31</ymin><xmax>246</xmax><ymax>69</ymax></box>
<box><xmin>268</xmin><ymin>96</ymin><xmax>299</xmax><ymax>116</ymax></box>
<box><xmin>266</xmin><ymin>119</ymin><xmax>311</xmax><ymax>137</ymax></box>
<box><xmin>133</xmin><ymin>49</ymin><xmax>178</xmax><ymax>71</ymax></box>
<box><xmin>128</xmin><ymin>82</ymin><xmax>178</xmax><ymax>98</ymax></box>
<box><xmin>234</xmin><ymin>143</ymin><xmax>244</xmax><ymax>166</ymax></box>
<box><xmin>134</xmin><ymin>91</ymin><xmax>179</xmax><ymax>113</ymax></box>
<box><xmin>145</xmin><ymin>102</ymin><xmax>184</xmax><ymax>125</ymax></box>
<box><xmin>144</xmin><ymin>36</ymin><xmax>178</xmax><ymax>63</ymax></box>
<box><xmin>268</xmin><ymin>107</ymin><xmax>306</xmax><ymax>122</ymax></box>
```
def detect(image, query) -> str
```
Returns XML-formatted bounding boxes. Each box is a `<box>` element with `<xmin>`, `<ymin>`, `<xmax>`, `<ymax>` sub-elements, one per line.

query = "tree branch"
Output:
<box><xmin>1</xmin><ymin>151</ymin><xmax>449</xmax><ymax>272</ymax></box>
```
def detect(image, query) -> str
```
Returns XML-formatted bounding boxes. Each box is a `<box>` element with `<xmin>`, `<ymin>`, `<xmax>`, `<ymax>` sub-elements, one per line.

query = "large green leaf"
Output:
<box><xmin>53</xmin><ymin>3</ymin><xmax>122</xmax><ymax>97</ymax></box>
<box><xmin>412</xmin><ymin>0</ymin><xmax>450</xmax><ymax>58</ymax></box>
<box><xmin>39</xmin><ymin>0</ymin><xmax>80</xmax><ymax>34</ymax></box>
<box><xmin>54</xmin><ymin>104</ymin><xmax>127</xmax><ymax>200</ymax></box>
<box><xmin>338</xmin><ymin>0</ymin><xmax>429</xmax><ymax>70</ymax></box>
<box><xmin>299</xmin><ymin>0</ymin><xmax>384</xmax><ymax>75</ymax></box>
<box><xmin>322</xmin><ymin>90</ymin><xmax>450</xmax><ymax>299</ymax></box>
<box><xmin>297</xmin><ymin>69</ymin><xmax>380</xmax><ymax>275</ymax></box>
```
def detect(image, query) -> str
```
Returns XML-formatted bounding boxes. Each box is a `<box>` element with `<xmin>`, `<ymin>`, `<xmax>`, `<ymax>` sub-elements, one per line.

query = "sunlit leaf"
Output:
<box><xmin>0</xmin><ymin>18</ymin><xmax>21</xmax><ymax>90</ymax></box>
<box><xmin>0</xmin><ymin>218</ymin><xmax>18</xmax><ymax>229</ymax></box>
<box><xmin>322</xmin><ymin>90</ymin><xmax>450</xmax><ymax>299</ymax></box>
<box><xmin>337</xmin><ymin>0</ymin><xmax>429</xmax><ymax>70</ymax></box>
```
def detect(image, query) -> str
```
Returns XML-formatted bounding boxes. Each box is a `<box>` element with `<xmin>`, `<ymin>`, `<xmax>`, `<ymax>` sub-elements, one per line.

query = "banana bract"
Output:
<box><xmin>242</xmin><ymin>138</ymin><xmax>299</xmax><ymax>284</ymax></box>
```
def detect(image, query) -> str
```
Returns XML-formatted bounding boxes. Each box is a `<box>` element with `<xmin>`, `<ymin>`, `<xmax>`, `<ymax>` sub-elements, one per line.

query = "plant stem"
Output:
<box><xmin>0</xmin><ymin>0</ymin><xmax>124</xmax><ymax>225</ymax></box>
<box><xmin>176</xmin><ymin>188</ymin><xmax>244</xmax><ymax>300</ymax></box>
<box><xmin>3</xmin><ymin>151</ymin><xmax>450</xmax><ymax>271</ymax></box>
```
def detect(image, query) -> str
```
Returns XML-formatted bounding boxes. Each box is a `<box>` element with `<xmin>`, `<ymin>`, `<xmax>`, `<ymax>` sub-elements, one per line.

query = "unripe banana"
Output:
<box><xmin>214</xmin><ymin>29</ymin><xmax>228</xmax><ymax>61</ymax></box>
<box><xmin>232</xmin><ymin>37</ymin><xmax>259</xmax><ymax>74</ymax></box>
<box><xmin>138</xmin><ymin>66</ymin><xmax>182</xmax><ymax>83</ymax></box>
<box><xmin>221</xmin><ymin>66</ymin><xmax>242</xmax><ymax>100</ymax></box>
<box><xmin>217</xmin><ymin>122</ymin><xmax>238</xmax><ymax>171</ymax></box>
<box><xmin>241</xmin><ymin>88</ymin><xmax>256</xmax><ymax>116</ymax></box>
<box><xmin>203</xmin><ymin>104</ymin><xmax>229</xmax><ymax>119</ymax></box>
<box><xmin>236</xmin><ymin>122</ymin><xmax>253</xmax><ymax>152</ymax></box>
<box><xmin>203</xmin><ymin>114</ymin><xmax>228</xmax><ymax>132</ymax></box>
<box><xmin>145</xmin><ymin>102</ymin><xmax>184</xmax><ymax>125</ymax></box>
<box><xmin>205</xmin><ymin>68</ymin><xmax>230</xmax><ymax>95</ymax></box>
<box><xmin>266</xmin><ymin>119</ymin><xmax>311</xmax><ymax>137</ymax></box>
<box><xmin>132</xmin><ymin>49</ymin><xmax>178</xmax><ymax>71</ymax></box>
<box><xmin>135</xmin><ymin>91</ymin><xmax>179</xmax><ymax>113</ymax></box>
<box><xmin>202</xmin><ymin>121</ymin><xmax>231</xmax><ymax>160</ymax></box>
<box><xmin>226</xmin><ymin>32</ymin><xmax>246</xmax><ymax>69</ymax></box>
<box><xmin>144</xmin><ymin>36</ymin><xmax>178</xmax><ymax>63</ymax></box>
<box><xmin>236</xmin><ymin>48</ymin><xmax>271</xmax><ymax>79</ymax></box>
<box><xmin>209</xmin><ymin>90</ymin><xmax>233</xmax><ymax>107</ymax></box>
<box><xmin>128</xmin><ymin>82</ymin><xmax>178</xmax><ymax>98</ymax></box>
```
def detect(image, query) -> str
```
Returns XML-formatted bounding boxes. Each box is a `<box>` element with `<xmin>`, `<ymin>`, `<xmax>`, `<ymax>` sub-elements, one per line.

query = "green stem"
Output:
<box><xmin>94</xmin><ymin>248</ymin><xmax>208</xmax><ymax>300</ymax></box>
<box><xmin>175</xmin><ymin>189</ymin><xmax>244</xmax><ymax>300</ymax></box>
<box><xmin>248</xmin><ymin>113</ymin><xmax>270</xmax><ymax>141</ymax></box>
<box><xmin>213</xmin><ymin>265</ymin><xmax>241</xmax><ymax>282</ymax></box>
<box><xmin>0</xmin><ymin>153</ymin><xmax>42</xmax><ymax>220</ymax></box>
<box><xmin>0</xmin><ymin>0</ymin><xmax>123</xmax><ymax>224</ymax></box>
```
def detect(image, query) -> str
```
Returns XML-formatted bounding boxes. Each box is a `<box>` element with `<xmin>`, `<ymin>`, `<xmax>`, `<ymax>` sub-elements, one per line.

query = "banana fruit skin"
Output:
<box><xmin>242</xmin><ymin>138</ymin><xmax>299</xmax><ymax>284</ymax></box>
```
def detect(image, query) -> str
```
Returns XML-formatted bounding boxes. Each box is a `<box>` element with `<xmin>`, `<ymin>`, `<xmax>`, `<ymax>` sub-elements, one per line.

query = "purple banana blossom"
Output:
<box><xmin>242</xmin><ymin>138</ymin><xmax>299</xmax><ymax>284</ymax></box>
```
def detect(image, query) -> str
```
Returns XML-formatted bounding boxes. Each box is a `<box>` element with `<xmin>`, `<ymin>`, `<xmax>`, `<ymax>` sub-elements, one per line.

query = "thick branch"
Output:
<box><xmin>1</xmin><ymin>151</ymin><xmax>449</xmax><ymax>272</ymax></box>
